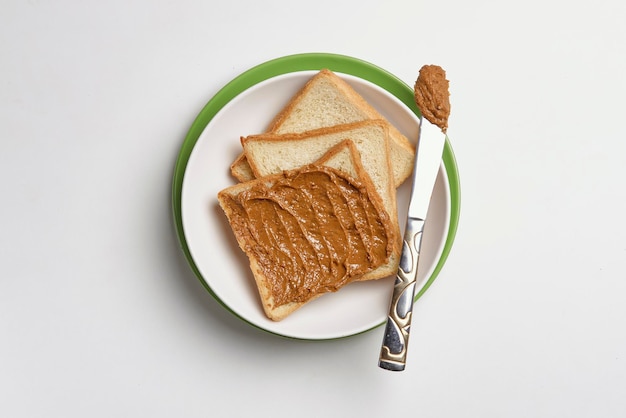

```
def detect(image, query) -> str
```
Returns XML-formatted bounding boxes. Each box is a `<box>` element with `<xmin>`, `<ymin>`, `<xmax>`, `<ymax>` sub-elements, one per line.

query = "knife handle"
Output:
<box><xmin>379</xmin><ymin>217</ymin><xmax>425</xmax><ymax>371</ymax></box>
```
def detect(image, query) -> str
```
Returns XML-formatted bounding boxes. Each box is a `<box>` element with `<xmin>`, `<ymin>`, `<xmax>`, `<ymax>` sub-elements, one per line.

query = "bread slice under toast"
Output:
<box><xmin>230</xmin><ymin>69</ymin><xmax>415</xmax><ymax>186</ymax></box>
<box><xmin>217</xmin><ymin>141</ymin><xmax>396</xmax><ymax>321</ymax></box>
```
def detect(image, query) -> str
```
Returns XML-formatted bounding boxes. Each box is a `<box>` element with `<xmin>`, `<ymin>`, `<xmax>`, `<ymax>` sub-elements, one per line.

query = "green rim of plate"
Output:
<box><xmin>172</xmin><ymin>52</ymin><xmax>461</xmax><ymax>339</ymax></box>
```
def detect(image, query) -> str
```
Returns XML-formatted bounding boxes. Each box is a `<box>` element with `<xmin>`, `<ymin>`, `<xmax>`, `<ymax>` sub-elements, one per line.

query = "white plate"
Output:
<box><xmin>174</xmin><ymin>55</ymin><xmax>459</xmax><ymax>340</ymax></box>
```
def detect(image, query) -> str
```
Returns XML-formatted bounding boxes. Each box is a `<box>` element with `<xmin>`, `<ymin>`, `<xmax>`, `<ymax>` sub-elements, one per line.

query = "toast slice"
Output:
<box><xmin>230</xmin><ymin>69</ymin><xmax>415</xmax><ymax>186</ymax></box>
<box><xmin>217</xmin><ymin>143</ymin><xmax>396</xmax><ymax>321</ymax></box>
<box><xmin>241</xmin><ymin>120</ymin><xmax>400</xmax><ymax>240</ymax></box>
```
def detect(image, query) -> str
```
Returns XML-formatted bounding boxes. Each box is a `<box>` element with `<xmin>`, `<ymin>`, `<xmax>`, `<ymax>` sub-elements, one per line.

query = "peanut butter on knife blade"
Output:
<box><xmin>414</xmin><ymin>65</ymin><xmax>450</xmax><ymax>133</ymax></box>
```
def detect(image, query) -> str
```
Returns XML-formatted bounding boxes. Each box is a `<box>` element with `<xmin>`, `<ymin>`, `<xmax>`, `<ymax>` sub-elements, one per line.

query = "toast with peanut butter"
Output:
<box><xmin>217</xmin><ymin>141</ymin><xmax>396</xmax><ymax>321</ymax></box>
<box><xmin>230</xmin><ymin>69</ymin><xmax>415</xmax><ymax>186</ymax></box>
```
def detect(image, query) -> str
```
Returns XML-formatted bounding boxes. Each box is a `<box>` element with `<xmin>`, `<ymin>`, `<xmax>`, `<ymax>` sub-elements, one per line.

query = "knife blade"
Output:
<box><xmin>378</xmin><ymin>116</ymin><xmax>446</xmax><ymax>371</ymax></box>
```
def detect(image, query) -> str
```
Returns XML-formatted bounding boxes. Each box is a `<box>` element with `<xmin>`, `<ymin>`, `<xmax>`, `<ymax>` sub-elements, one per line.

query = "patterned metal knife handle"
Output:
<box><xmin>379</xmin><ymin>217</ymin><xmax>425</xmax><ymax>371</ymax></box>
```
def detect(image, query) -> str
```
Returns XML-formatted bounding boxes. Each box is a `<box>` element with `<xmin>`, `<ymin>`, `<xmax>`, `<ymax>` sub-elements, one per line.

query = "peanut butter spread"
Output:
<box><xmin>414</xmin><ymin>65</ymin><xmax>450</xmax><ymax>133</ymax></box>
<box><xmin>221</xmin><ymin>165</ymin><xmax>393</xmax><ymax>307</ymax></box>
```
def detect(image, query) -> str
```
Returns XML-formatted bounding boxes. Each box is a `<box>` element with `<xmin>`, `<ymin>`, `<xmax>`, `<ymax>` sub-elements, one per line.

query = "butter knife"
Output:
<box><xmin>378</xmin><ymin>116</ymin><xmax>446</xmax><ymax>371</ymax></box>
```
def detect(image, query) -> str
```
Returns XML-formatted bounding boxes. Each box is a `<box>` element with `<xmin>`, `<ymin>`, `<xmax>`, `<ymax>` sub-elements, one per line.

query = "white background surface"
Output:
<box><xmin>2</xmin><ymin>1</ymin><xmax>625</xmax><ymax>417</ymax></box>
